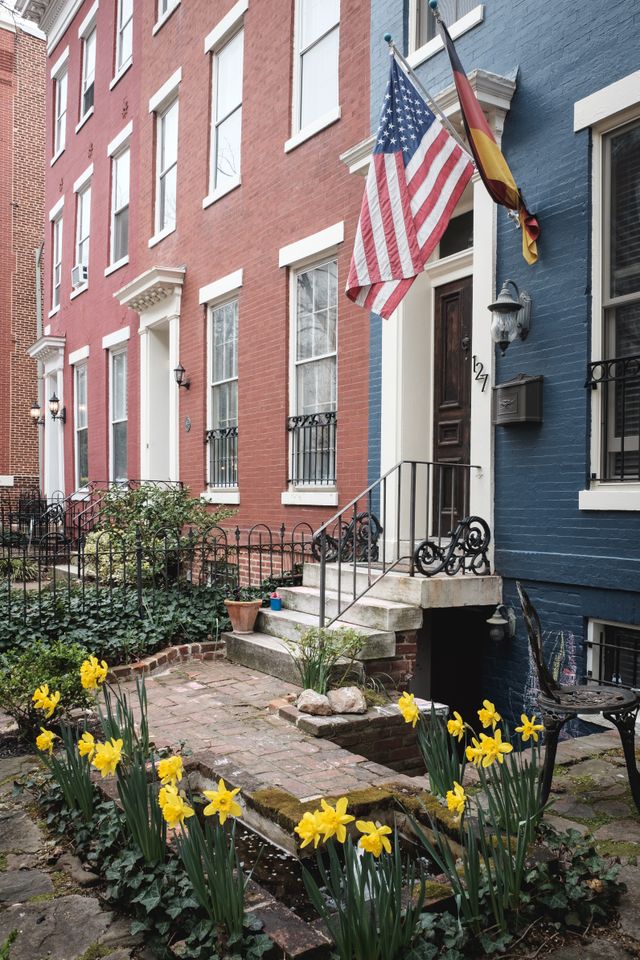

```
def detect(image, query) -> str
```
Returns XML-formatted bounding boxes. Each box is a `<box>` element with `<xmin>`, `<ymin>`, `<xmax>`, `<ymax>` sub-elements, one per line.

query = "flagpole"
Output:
<box><xmin>383</xmin><ymin>34</ymin><xmax>475</xmax><ymax>165</ymax></box>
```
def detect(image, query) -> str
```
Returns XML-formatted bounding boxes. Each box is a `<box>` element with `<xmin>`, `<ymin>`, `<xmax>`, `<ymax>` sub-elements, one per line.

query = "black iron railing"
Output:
<box><xmin>312</xmin><ymin>460</ymin><xmax>491</xmax><ymax>627</ymax></box>
<box><xmin>588</xmin><ymin>623</ymin><xmax>640</xmax><ymax>690</ymax></box>
<box><xmin>587</xmin><ymin>354</ymin><xmax>640</xmax><ymax>481</ymax></box>
<box><xmin>206</xmin><ymin>427</ymin><xmax>238</xmax><ymax>488</ymax></box>
<box><xmin>288</xmin><ymin>411</ymin><xmax>337</xmax><ymax>486</ymax></box>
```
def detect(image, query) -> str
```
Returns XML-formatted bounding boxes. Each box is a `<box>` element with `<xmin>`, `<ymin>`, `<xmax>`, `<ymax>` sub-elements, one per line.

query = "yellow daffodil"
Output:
<box><xmin>36</xmin><ymin>727</ymin><xmax>57</xmax><ymax>754</ymax></box>
<box><xmin>398</xmin><ymin>691</ymin><xmax>420</xmax><ymax>728</ymax></box>
<box><xmin>477</xmin><ymin>699</ymin><xmax>501</xmax><ymax>730</ymax></box>
<box><xmin>479</xmin><ymin>729</ymin><xmax>513</xmax><ymax>767</ymax></box>
<box><xmin>446</xmin><ymin>781</ymin><xmax>467</xmax><ymax>818</ymax></box>
<box><xmin>77</xmin><ymin>731</ymin><xmax>96</xmax><ymax>761</ymax></box>
<box><xmin>158</xmin><ymin>783</ymin><xmax>178</xmax><ymax>811</ymax></box>
<box><xmin>32</xmin><ymin>685</ymin><xmax>61</xmax><ymax>719</ymax></box>
<box><xmin>160</xmin><ymin>791</ymin><xmax>195</xmax><ymax>829</ymax></box>
<box><xmin>202</xmin><ymin>778</ymin><xmax>242</xmax><ymax>825</ymax></box>
<box><xmin>294</xmin><ymin>811</ymin><xmax>323</xmax><ymax>849</ymax></box>
<box><xmin>91</xmin><ymin>738</ymin><xmax>123</xmax><ymax>777</ymax></box>
<box><xmin>447</xmin><ymin>711</ymin><xmax>465</xmax><ymax>742</ymax></box>
<box><xmin>316</xmin><ymin>798</ymin><xmax>354</xmax><ymax>844</ymax></box>
<box><xmin>157</xmin><ymin>755</ymin><xmax>183</xmax><ymax>786</ymax></box>
<box><xmin>465</xmin><ymin>736</ymin><xmax>484</xmax><ymax>767</ymax></box>
<box><xmin>356</xmin><ymin>820</ymin><xmax>392</xmax><ymax>858</ymax></box>
<box><xmin>515</xmin><ymin>713</ymin><xmax>544</xmax><ymax>743</ymax></box>
<box><xmin>80</xmin><ymin>656</ymin><xmax>108</xmax><ymax>691</ymax></box>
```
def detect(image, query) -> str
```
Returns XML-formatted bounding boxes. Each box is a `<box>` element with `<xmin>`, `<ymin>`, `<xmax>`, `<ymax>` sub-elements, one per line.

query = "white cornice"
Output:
<box><xmin>27</xmin><ymin>334</ymin><xmax>66</xmax><ymax>364</ymax></box>
<box><xmin>115</xmin><ymin>266</ymin><xmax>186</xmax><ymax>313</ymax></box>
<box><xmin>17</xmin><ymin>0</ymin><xmax>83</xmax><ymax>53</ymax></box>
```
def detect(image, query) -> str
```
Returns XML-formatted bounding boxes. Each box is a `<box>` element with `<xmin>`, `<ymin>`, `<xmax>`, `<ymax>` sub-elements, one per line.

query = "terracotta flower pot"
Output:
<box><xmin>224</xmin><ymin>599</ymin><xmax>262</xmax><ymax>634</ymax></box>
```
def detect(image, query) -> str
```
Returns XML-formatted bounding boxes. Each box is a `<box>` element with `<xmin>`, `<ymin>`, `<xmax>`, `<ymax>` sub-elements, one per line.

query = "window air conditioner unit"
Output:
<box><xmin>71</xmin><ymin>263</ymin><xmax>88</xmax><ymax>288</ymax></box>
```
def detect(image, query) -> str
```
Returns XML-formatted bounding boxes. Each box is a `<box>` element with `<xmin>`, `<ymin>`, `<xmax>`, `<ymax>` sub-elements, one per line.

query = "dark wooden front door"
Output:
<box><xmin>432</xmin><ymin>277</ymin><xmax>472</xmax><ymax>534</ymax></box>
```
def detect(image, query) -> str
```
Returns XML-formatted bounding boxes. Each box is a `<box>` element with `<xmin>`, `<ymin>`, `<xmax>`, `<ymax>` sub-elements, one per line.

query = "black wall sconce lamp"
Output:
<box><xmin>48</xmin><ymin>393</ymin><xmax>66</xmax><ymax>423</ymax></box>
<box><xmin>488</xmin><ymin>280</ymin><xmax>532</xmax><ymax>355</ymax></box>
<box><xmin>29</xmin><ymin>401</ymin><xmax>45</xmax><ymax>426</ymax></box>
<box><xmin>486</xmin><ymin>604</ymin><xmax>517</xmax><ymax>642</ymax></box>
<box><xmin>173</xmin><ymin>363</ymin><xmax>190</xmax><ymax>390</ymax></box>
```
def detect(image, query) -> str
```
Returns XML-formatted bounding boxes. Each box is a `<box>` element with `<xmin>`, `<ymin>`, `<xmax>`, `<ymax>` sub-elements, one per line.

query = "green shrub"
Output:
<box><xmin>283</xmin><ymin>626</ymin><xmax>366</xmax><ymax>694</ymax></box>
<box><xmin>0</xmin><ymin>639</ymin><xmax>91</xmax><ymax>734</ymax></box>
<box><xmin>0</xmin><ymin>556</ymin><xmax>38</xmax><ymax>583</ymax></box>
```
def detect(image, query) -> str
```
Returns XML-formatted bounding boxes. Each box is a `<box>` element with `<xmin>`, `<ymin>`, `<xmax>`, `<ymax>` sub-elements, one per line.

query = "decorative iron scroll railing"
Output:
<box><xmin>287</xmin><ymin>411</ymin><xmax>337</xmax><ymax>486</ymax></box>
<box><xmin>587</xmin><ymin>353</ymin><xmax>640</xmax><ymax>482</ymax></box>
<box><xmin>206</xmin><ymin>426</ymin><xmax>239</xmax><ymax>489</ymax></box>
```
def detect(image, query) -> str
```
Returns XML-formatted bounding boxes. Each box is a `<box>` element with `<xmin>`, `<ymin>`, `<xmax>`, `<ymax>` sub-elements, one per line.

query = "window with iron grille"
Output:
<box><xmin>80</xmin><ymin>27</ymin><xmax>96</xmax><ymax>119</ymax></box>
<box><xmin>74</xmin><ymin>363</ymin><xmax>89</xmax><ymax>490</ymax></box>
<box><xmin>289</xmin><ymin>259</ymin><xmax>337</xmax><ymax>485</ymax></box>
<box><xmin>413</xmin><ymin>0</ymin><xmax>477</xmax><ymax>48</ymax></box>
<box><xmin>589</xmin><ymin>621</ymin><xmax>640</xmax><ymax>690</ymax></box>
<box><xmin>111</xmin><ymin>147</ymin><xmax>130</xmax><ymax>263</ymax></box>
<box><xmin>208</xmin><ymin>299</ymin><xmax>238</xmax><ymax>487</ymax></box>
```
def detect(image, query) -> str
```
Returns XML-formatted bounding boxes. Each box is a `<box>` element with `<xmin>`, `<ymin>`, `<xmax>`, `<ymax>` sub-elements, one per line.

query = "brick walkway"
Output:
<box><xmin>125</xmin><ymin>659</ymin><xmax>405</xmax><ymax>801</ymax></box>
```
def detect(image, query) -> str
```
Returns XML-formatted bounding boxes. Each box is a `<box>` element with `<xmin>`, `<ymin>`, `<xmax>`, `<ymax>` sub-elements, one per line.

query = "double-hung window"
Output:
<box><xmin>116</xmin><ymin>0</ymin><xmax>133</xmax><ymax>74</ymax></box>
<box><xmin>412</xmin><ymin>0</ymin><xmax>478</xmax><ymax>49</ymax></box>
<box><xmin>289</xmin><ymin>259</ymin><xmax>337</xmax><ymax>485</ymax></box>
<box><xmin>53</xmin><ymin>69</ymin><xmax>67</xmax><ymax>156</ymax></box>
<box><xmin>210</xmin><ymin>28</ymin><xmax>244</xmax><ymax>197</ymax></box>
<box><xmin>111</xmin><ymin>147</ymin><xmax>130</xmax><ymax>263</ymax></box>
<box><xmin>208</xmin><ymin>299</ymin><xmax>239</xmax><ymax>487</ymax></box>
<box><xmin>74</xmin><ymin>184</ymin><xmax>91</xmax><ymax>285</ymax></box>
<box><xmin>110</xmin><ymin>349</ymin><xmax>128</xmax><ymax>482</ymax></box>
<box><xmin>80</xmin><ymin>26</ymin><xmax>96</xmax><ymax>119</ymax></box>
<box><xmin>294</xmin><ymin>0</ymin><xmax>339</xmax><ymax>135</ymax></box>
<box><xmin>74</xmin><ymin>363</ymin><xmax>89</xmax><ymax>490</ymax></box>
<box><xmin>156</xmin><ymin>98</ymin><xmax>178</xmax><ymax>234</ymax></box>
<box><xmin>51</xmin><ymin>214</ymin><xmax>63</xmax><ymax>310</ymax></box>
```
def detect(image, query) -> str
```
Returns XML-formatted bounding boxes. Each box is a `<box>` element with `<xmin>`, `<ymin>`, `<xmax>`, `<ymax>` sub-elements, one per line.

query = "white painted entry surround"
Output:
<box><xmin>341</xmin><ymin>69</ymin><xmax>518</xmax><ymax>562</ymax></box>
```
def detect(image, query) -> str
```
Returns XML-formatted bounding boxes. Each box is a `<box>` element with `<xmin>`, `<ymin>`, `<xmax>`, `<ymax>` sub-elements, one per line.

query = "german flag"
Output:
<box><xmin>440</xmin><ymin>21</ymin><xmax>539</xmax><ymax>264</ymax></box>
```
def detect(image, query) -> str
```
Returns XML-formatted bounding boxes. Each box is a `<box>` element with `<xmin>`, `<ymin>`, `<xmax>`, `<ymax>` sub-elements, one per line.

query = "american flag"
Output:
<box><xmin>346</xmin><ymin>57</ymin><xmax>474</xmax><ymax>319</ymax></box>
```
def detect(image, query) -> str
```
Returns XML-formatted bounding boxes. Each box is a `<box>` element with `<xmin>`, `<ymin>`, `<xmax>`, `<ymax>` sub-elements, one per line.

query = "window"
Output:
<box><xmin>53</xmin><ymin>69</ymin><xmax>67</xmax><ymax>155</ymax></box>
<box><xmin>413</xmin><ymin>0</ymin><xmax>477</xmax><ymax>48</ymax></box>
<box><xmin>208</xmin><ymin>299</ymin><xmax>238</xmax><ymax>487</ymax></box>
<box><xmin>111</xmin><ymin>147</ymin><xmax>130</xmax><ymax>263</ymax></box>
<box><xmin>589</xmin><ymin>621</ymin><xmax>640</xmax><ymax>690</ymax></box>
<box><xmin>156</xmin><ymin>98</ymin><xmax>178</xmax><ymax>233</ymax></box>
<box><xmin>588</xmin><ymin>120</ymin><xmax>640</xmax><ymax>482</ymax></box>
<box><xmin>289</xmin><ymin>259</ymin><xmax>337</xmax><ymax>485</ymax></box>
<box><xmin>110</xmin><ymin>349</ymin><xmax>128</xmax><ymax>482</ymax></box>
<box><xmin>295</xmin><ymin>0</ymin><xmax>339</xmax><ymax>133</ymax></box>
<box><xmin>80</xmin><ymin>27</ymin><xmax>96</xmax><ymax>118</ymax></box>
<box><xmin>74</xmin><ymin>363</ymin><xmax>89</xmax><ymax>490</ymax></box>
<box><xmin>52</xmin><ymin>215</ymin><xmax>63</xmax><ymax>309</ymax></box>
<box><xmin>116</xmin><ymin>0</ymin><xmax>133</xmax><ymax>73</ymax></box>
<box><xmin>158</xmin><ymin>0</ymin><xmax>177</xmax><ymax>16</ymax></box>
<box><xmin>210</xmin><ymin>28</ymin><xmax>244</xmax><ymax>196</ymax></box>
<box><xmin>75</xmin><ymin>184</ymin><xmax>91</xmax><ymax>281</ymax></box>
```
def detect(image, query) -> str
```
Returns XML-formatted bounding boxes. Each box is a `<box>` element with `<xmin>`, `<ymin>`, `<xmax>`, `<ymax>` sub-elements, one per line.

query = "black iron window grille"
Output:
<box><xmin>589</xmin><ymin>622</ymin><xmax>640</xmax><ymax>690</ymax></box>
<box><xmin>288</xmin><ymin>411</ymin><xmax>337</xmax><ymax>486</ymax></box>
<box><xmin>206</xmin><ymin>426</ymin><xmax>238</xmax><ymax>488</ymax></box>
<box><xmin>586</xmin><ymin>354</ymin><xmax>640</xmax><ymax>481</ymax></box>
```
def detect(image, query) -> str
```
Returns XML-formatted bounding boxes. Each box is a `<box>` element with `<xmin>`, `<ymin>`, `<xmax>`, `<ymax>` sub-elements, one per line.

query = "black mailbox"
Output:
<box><xmin>493</xmin><ymin>373</ymin><xmax>543</xmax><ymax>425</ymax></box>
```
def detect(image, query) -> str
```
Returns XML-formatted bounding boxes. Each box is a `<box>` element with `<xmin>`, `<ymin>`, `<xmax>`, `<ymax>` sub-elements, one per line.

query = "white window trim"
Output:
<box><xmin>207</xmin><ymin>24</ymin><xmax>244</xmax><ymax>203</ymax></box>
<box><xmin>278</xmin><ymin>221</ymin><xmax>344</xmax><ymax>268</ymax></box>
<box><xmin>73</xmin><ymin>163</ymin><xmax>93</xmax><ymax>194</ymax></box>
<box><xmin>77</xmin><ymin>0</ymin><xmax>98</xmax><ymax>39</ymax></box>
<box><xmin>49</xmin><ymin>45</ymin><xmax>69</xmax><ymax>80</ymax></box>
<box><xmin>201</xmin><ymin>490</ymin><xmax>241</xmax><ymax>505</ymax></box>
<box><xmin>109</xmin><ymin>144</ymin><xmax>130</xmax><ymax>267</ymax></box>
<box><xmin>586</xmin><ymin>618</ymin><xmax>640</xmax><ymax>688</ymax></box>
<box><xmin>102</xmin><ymin>326</ymin><xmax>130</xmax><ymax>350</ymax></box>
<box><xmin>148</xmin><ymin>67</ymin><xmax>182</xmax><ymax>114</ymax></box>
<box><xmin>104</xmin><ymin>256</ymin><xmax>129</xmax><ymax>277</ymax></box>
<box><xmin>48</xmin><ymin>196</ymin><xmax>65</xmax><ymax>221</ymax></box>
<box><xmin>153</xmin><ymin>0</ymin><xmax>180</xmax><ymax>36</ymax></box>
<box><xmin>78</xmin><ymin>23</ymin><xmax>97</xmax><ymax>125</ymax></box>
<box><xmin>407</xmin><ymin>4</ymin><xmax>484</xmax><ymax>69</ymax></box>
<box><xmin>206</xmin><ymin>296</ymin><xmax>240</xmax><ymax>490</ymax></box>
<box><xmin>109</xmin><ymin>346</ymin><xmax>128</xmax><ymax>483</ymax></box>
<box><xmin>288</xmin><ymin>0</ymin><xmax>340</xmax><ymax>153</ymax></box>
<box><xmin>73</xmin><ymin>362</ymin><xmax>89</xmax><ymax>493</ymax></box>
<box><xmin>109</xmin><ymin>58</ymin><xmax>132</xmax><ymax>90</ymax></box>
<box><xmin>199</xmin><ymin>268</ymin><xmax>243</xmax><ymax>305</ymax></box>
<box><xmin>204</xmin><ymin>0</ymin><xmax>248</xmax><ymax>53</ymax></box>
<box><xmin>73</xmin><ymin>174</ymin><xmax>92</xmax><ymax>292</ymax></box>
<box><xmin>281</xmin><ymin>489</ymin><xmax>338</xmax><ymax>506</ymax></box>
<box><xmin>52</xmin><ymin>66</ymin><xmax>68</xmax><ymax>161</ymax></box>
<box><xmin>107</xmin><ymin>121</ymin><xmax>133</xmax><ymax>157</ymax></box>
<box><xmin>578</xmin><ymin>73</ymin><xmax>640</xmax><ymax>510</ymax></box>
<box><xmin>284</xmin><ymin>105</ymin><xmax>341</xmax><ymax>154</ymax></box>
<box><xmin>115</xmin><ymin>0</ymin><xmax>133</xmax><ymax>77</ymax></box>
<box><xmin>50</xmin><ymin>212</ymin><xmax>64</xmax><ymax>312</ymax></box>
<box><xmin>203</xmin><ymin>180</ymin><xmax>241</xmax><ymax>209</ymax></box>
<box><xmin>75</xmin><ymin>107</ymin><xmax>94</xmax><ymax>133</ymax></box>
<box><xmin>148</xmin><ymin>223</ymin><xmax>176</xmax><ymax>249</ymax></box>
<box><xmin>70</xmin><ymin>284</ymin><xmax>89</xmax><ymax>300</ymax></box>
<box><xmin>68</xmin><ymin>344</ymin><xmax>90</xmax><ymax>365</ymax></box>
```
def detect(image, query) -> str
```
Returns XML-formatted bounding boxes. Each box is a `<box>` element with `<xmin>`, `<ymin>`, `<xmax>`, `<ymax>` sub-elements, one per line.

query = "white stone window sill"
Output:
<box><xmin>75</xmin><ymin>107</ymin><xmax>94</xmax><ymax>133</ymax></box>
<box><xmin>50</xmin><ymin>147</ymin><xmax>65</xmax><ymax>166</ymax></box>
<box><xmin>153</xmin><ymin>0</ymin><xmax>180</xmax><ymax>35</ymax></box>
<box><xmin>579</xmin><ymin>486</ymin><xmax>640</xmax><ymax>511</ymax></box>
<box><xmin>110</xmin><ymin>59</ymin><xmax>133</xmax><ymax>91</ymax></box>
<box><xmin>48</xmin><ymin>305</ymin><xmax>61</xmax><ymax>318</ymax></box>
<box><xmin>407</xmin><ymin>5</ymin><xmax>485</xmax><ymax>69</ymax></box>
<box><xmin>284</xmin><ymin>106</ymin><xmax>341</xmax><ymax>154</ymax></box>
<box><xmin>70</xmin><ymin>283</ymin><xmax>88</xmax><ymax>300</ymax></box>
<box><xmin>148</xmin><ymin>224</ymin><xmax>176</xmax><ymax>248</ymax></box>
<box><xmin>71</xmin><ymin>489</ymin><xmax>90</xmax><ymax>501</ymax></box>
<box><xmin>201</xmin><ymin>489</ymin><xmax>240</xmax><ymax>505</ymax></box>
<box><xmin>281</xmin><ymin>488</ymin><xmax>338</xmax><ymax>507</ymax></box>
<box><xmin>104</xmin><ymin>256</ymin><xmax>129</xmax><ymax>277</ymax></box>
<box><xmin>202</xmin><ymin>179</ymin><xmax>241</xmax><ymax>209</ymax></box>
<box><xmin>0</xmin><ymin>476</ymin><xmax>15</xmax><ymax>487</ymax></box>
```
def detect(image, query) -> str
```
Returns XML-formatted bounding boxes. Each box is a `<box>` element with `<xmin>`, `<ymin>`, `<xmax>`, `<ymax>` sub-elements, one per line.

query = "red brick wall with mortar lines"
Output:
<box><xmin>43</xmin><ymin>0</ymin><xmax>371</xmax><ymax>528</ymax></box>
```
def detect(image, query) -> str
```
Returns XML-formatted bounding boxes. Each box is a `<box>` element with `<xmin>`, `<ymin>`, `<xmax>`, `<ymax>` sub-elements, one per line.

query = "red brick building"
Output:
<box><xmin>0</xmin><ymin>5</ymin><xmax>45</xmax><ymax>496</ymax></box>
<box><xmin>18</xmin><ymin>0</ymin><xmax>372</xmax><ymax>527</ymax></box>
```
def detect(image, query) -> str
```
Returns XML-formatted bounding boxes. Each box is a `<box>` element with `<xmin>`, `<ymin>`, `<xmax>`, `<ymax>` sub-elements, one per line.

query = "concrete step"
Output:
<box><xmin>302</xmin><ymin>562</ymin><xmax>502</xmax><ymax>608</ymax></box>
<box><xmin>224</xmin><ymin>630</ymin><xmax>363</xmax><ymax>686</ymax></box>
<box><xmin>278</xmin><ymin>585</ymin><xmax>422</xmax><ymax>632</ymax></box>
<box><xmin>257</xmin><ymin>607</ymin><xmax>396</xmax><ymax>660</ymax></box>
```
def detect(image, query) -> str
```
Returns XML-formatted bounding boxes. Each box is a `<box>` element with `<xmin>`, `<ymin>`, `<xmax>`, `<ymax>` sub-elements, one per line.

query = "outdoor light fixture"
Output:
<box><xmin>48</xmin><ymin>392</ymin><xmax>66</xmax><ymax>423</ymax></box>
<box><xmin>488</xmin><ymin>279</ymin><xmax>531</xmax><ymax>355</ymax></box>
<box><xmin>29</xmin><ymin>401</ymin><xmax>45</xmax><ymax>426</ymax></box>
<box><xmin>173</xmin><ymin>363</ymin><xmax>190</xmax><ymax>390</ymax></box>
<box><xmin>486</xmin><ymin>604</ymin><xmax>517</xmax><ymax>642</ymax></box>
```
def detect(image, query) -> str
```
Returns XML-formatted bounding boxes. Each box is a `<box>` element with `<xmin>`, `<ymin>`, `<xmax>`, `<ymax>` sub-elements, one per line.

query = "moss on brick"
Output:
<box><xmin>249</xmin><ymin>785</ymin><xmax>394</xmax><ymax>834</ymax></box>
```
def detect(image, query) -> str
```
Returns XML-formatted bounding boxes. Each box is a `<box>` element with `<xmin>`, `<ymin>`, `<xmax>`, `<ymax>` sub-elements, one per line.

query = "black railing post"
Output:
<box><xmin>318</xmin><ymin>529</ymin><xmax>327</xmax><ymax>628</ymax></box>
<box><xmin>135</xmin><ymin>524</ymin><xmax>144</xmax><ymax>619</ymax></box>
<box><xmin>409</xmin><ymin>460</ymin><xmax>417</xmax><ymax>577</ymax></box>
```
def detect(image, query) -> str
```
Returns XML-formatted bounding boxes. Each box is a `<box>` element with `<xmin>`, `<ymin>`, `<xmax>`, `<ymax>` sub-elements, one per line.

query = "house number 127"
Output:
<box><xmin>472</xmin><ymin>355</ymin><xmax>489</xmax><ymax>393</ymax></box>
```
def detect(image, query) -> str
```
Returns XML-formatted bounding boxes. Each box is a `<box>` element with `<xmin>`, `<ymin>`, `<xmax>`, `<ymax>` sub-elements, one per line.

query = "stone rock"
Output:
<box><xmin>594</xmin><ymin>819</ymin><xmax>640</xmax><ymax>843</ymax></box>
<box><xmin>99</xmin><ymin>915</ymin><xmax>144</xmax><ymax>948</ymax></box>
<box><xmin>544</xmin><ymin>815</ymin><xmax>591</xmax><ymax>837</ymax></box>
<box><xmin>0</xmin><ymin>811</ymin><xmax>42</xmax><ymax>854</ymax></box>
<box><xmin>0</xmin><ymin>869</ymin><xmax>53</xmax><ymax>903</ymax></box>
<box><xmin>296</xmin><ymin>690</ymin><xmax>333</xmax><ymax>716</ymax></box>
<box><xmin>550</xmin><ymin>796</ymin><xmax>596</xmax><ymax>821</ymax></box>
<box><xmin>5</xmin><ymin>853</ymin><xmax>38</xmax><ymax>870</ymax></box>
<box><xmin>615</xmin><ymin>865</ymin><xmax>640</xmax><ymax>940</ymax></box>
<box><xmin>56</xmin><ymin>852</ymin><xmax>100</xmax><ymax>888</ymax></box>
<box><xmin>327</xmin><ymin>686</ymin><xmax>367</xmax><ymax>715</ymax></box>
<box><xmin>592</xmin><ymin>798</ymin><xmax>632</xmax><ymax>820</ymax></box>
<box><xmin>546</xmin><ymin>943</ymin><xmax>633</xmax><ymax>960</ymax></box>
<box><xmin>0</xmin><ymin>895</ymin><xmax>111</xmax><ymax>960</ymax></box>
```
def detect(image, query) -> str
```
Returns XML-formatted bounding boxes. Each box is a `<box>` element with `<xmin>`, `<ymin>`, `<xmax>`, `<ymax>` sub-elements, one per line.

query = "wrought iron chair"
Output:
<box><xmin>516</xmin><ymin>581</ymin><xmax>640</xmax><ymax>811</ymax></box>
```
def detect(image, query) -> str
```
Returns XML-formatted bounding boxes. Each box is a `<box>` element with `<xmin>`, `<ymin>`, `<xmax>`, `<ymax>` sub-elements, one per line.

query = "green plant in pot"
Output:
<box><xmin>224</xmin><ymin>586</ymin><xmax>264</xmax><ymax>634</ymax></box>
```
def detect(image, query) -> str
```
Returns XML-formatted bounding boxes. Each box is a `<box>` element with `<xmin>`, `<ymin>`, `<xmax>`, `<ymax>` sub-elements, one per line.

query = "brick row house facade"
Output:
<box><xmin>0</xmin><ymin>4</ymin><xmax>45</xmax><ymax>497</ymax></box>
